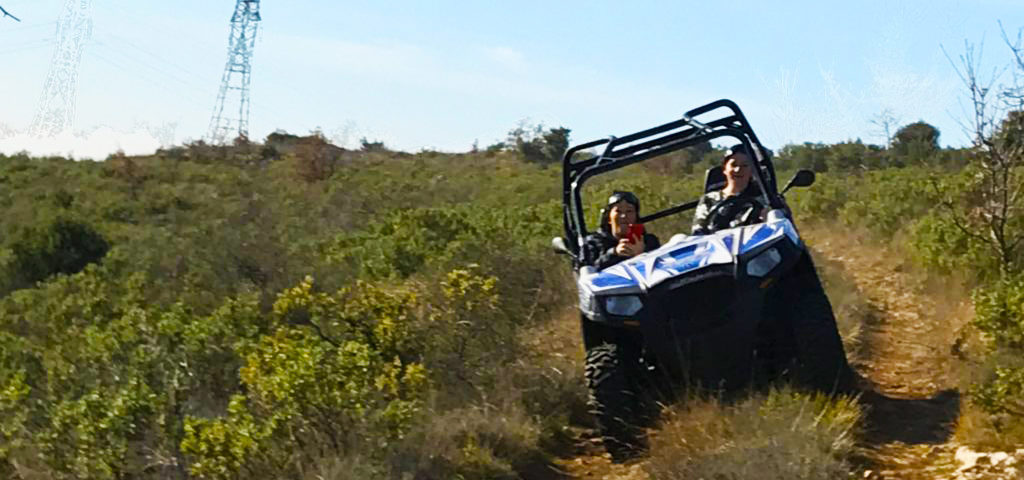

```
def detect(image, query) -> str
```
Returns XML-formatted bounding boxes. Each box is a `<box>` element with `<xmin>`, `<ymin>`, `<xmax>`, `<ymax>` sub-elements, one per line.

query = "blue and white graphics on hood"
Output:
<box><xmin>580</xmin><ymin>215</ymin><xmax>801</xmax><ymax>294</ymax></box>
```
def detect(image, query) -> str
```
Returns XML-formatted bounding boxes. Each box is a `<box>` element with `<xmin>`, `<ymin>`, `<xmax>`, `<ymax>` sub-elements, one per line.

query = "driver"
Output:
<box><xmin>584</xmin><ymin>191</ymin><xmax>661</xmax><ymax>269</ymax></box>
<box><xmin>691</xmin><ymin>144</ymin><xmax>767</xmax><ymax>235</ymax></box>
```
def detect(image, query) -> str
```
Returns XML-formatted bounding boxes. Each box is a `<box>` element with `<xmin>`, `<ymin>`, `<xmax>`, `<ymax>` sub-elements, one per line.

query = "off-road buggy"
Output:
<box><xmin>552</xmin><ymin>100</ymin><xmax>855</xmax><ymax>460</ymax></box>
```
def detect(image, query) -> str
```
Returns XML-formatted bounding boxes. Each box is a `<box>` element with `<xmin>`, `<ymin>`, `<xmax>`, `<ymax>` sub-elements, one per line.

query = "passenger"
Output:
<box><xmin>584</xmin><ymin>191</ymin><xmax>661</xmax><ymax>270</ymax></box>
<box><xmin>691</xmin><ymin>145</ymin><xmax>767</xmax><ymax>235</ymax></box>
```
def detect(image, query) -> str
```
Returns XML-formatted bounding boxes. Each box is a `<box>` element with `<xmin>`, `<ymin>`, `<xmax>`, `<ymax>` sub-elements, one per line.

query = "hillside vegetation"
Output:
<box><xmin>0</xmin><ymin>103</ymin><xmax>1022</xmax><ymax>479</ymax></box>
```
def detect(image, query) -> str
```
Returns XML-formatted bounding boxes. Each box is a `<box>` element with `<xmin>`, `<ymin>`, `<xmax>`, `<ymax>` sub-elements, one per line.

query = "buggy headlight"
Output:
<box><xmin>746</xmin><ymin>247</ymin><xmax>781</xmax><ymax>277</ymax></box>
<box><xmin>579</xmin><ymin>286</ymin><xmax>597</xmax><ymax>317</ymax></box>
<box><xmin>604</xmin><ymin>295</ymin><xmax>643</xmax><ymax>316</ymax></box>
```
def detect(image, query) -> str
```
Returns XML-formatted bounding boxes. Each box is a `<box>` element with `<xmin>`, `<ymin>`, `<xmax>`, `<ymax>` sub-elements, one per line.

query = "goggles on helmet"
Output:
<box><xmin>607</xmin><ymin>191</ymin><xmax>639</xmax><ymax>209</ymax></box>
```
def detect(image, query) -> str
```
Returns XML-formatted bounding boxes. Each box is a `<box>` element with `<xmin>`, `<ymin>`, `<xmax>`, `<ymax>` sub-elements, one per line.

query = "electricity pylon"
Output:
<box><xmin>30</xmin><ymin>0</ymin><xmax>93</xmax><ymax>137</ymax></box>
<box><xmin>207</xmin><ymin>0</ymin><xmax>261</xmax><ymax>144</ymax></box>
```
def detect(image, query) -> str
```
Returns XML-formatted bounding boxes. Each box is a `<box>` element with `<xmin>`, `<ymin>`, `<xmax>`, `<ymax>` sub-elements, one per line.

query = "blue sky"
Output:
<box><xmin>0</xmin><ymin>0</ymin><xmax>1022</xmax><ymax>158</ymax></box>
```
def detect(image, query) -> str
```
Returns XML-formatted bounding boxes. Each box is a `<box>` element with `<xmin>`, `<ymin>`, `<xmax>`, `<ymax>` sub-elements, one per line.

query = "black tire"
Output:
<box><xmin>785</xmin><ymin>270</ymin><xmax>857</xmax><ymax>393</ymax></box>
<box><xmin>585</xmin><ymin>342</ymin><xmax>648</xmax><ymax>462</ymax></box>
<box><xmin>753</xmin><ymin>309</ymin><xmax>799</xmax><ymax>386</ymax></box>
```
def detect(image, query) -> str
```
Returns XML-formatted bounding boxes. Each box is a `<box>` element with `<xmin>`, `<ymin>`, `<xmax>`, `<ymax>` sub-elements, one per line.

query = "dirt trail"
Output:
<box><xmin>551</xmin><ymin>228</ymin><xmax>972</xmax><ymax>479</ymax></box>
<box><xmin>806</xmin><ymin>228</ymin><xmax>970</xmax><ymax>479</ymax></box>
<box><xmin>550</xmin><ymin>430</ymin><xmax>649</xmax><ymax>480</ymax></box>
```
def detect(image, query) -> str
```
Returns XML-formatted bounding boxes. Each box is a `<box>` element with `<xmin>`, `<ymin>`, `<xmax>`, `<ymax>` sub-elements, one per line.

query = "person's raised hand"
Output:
<box><xmin>615</xmin><ymin>237</ymin><xmax>643</xmax><ymax>257</ymax></box>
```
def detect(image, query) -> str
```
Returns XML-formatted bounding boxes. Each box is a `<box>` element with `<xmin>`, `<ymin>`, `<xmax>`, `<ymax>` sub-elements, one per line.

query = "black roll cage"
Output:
<box><xmin>561</xmin><ymin>99</ymin><xmax>781</xmax><ymax>258</ymax></box>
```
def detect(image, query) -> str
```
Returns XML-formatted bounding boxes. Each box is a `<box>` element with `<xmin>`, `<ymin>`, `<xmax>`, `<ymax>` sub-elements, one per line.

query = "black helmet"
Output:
<box><xmin>723</xmin><ymin>143</ymin><xmax>751</xmax><ymax>162</ymax></box>
<box><xmin>599</xmin><ymin>190</ymin><xmax>640</xmax><ymax>234</ymax></box>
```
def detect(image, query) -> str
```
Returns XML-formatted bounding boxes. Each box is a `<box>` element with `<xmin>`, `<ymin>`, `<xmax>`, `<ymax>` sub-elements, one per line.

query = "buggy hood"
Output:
<box><xmin>581</xmin><ymin>214</ymin><xmax>801</xmax><ymax>296</ymax></box>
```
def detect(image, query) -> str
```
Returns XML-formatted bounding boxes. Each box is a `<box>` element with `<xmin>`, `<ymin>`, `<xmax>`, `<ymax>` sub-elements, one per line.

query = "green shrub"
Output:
<box><xmin>0</xmin><ymin>342</ymin><xmax>30</xmax><ymax>458</ymax></box>
<box><xmin>837</xmin><ymin>168</ymin><xmax>936</xmax><ymax>236</ymax></box>
<box><xmin>964</xmin><ymin>277</ymin><xmax>1024</xmax><ymax>436</ymax></box>
<box><xmin>786</xmin><ymin>172</ymin><xmax>856</xmax><ymax>223</ymax></box>
<box><xmin>42</xmin><ymin>381</ymin><xmax>158</xmax><ymax>480</ymax></box>
<box><xmin>973</xmin><ymin>365</ymin><xmax>1024</xmax><ymax>418</ymax></box>
<box><xmin>972</xmin><ymin>275</ymin><xmax>1024</xmax><ymax>351</ymax></box>
<box><xmin>9</xmin><ymin>217</ymin><xmax>110</xmax><ymax>287</ymax></box>
<box><xmin>326</xmin><ymin>208</ymin><xmax>478</xmax><ymax>279</ymax></box>
<box><xmin>961</xmin><ymin>343</ymin><xmax>1024</xmax><ymax>447</ymax></box>
<box><xmin>180</xmin><ymin>276</ymin><xmax>427</xmax><ymax>479</ymax></box>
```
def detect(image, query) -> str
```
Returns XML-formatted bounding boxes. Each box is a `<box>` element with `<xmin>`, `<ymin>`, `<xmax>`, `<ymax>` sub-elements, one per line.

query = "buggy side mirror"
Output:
<box><xmin>781</xmin><ymin>169</ymin><xmax>815</xmax><ymax>194</ymax></box>
<box><xmin>552</xmin><ymin>237</ymin><xmax>574</xmax><ymax>257</ymax></box>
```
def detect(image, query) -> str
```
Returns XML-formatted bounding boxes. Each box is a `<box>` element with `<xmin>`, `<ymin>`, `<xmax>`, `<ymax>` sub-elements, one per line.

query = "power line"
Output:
<box><xmin>0</xmin><ymin>38</ymin><xmax>54</xmax><ymax>56</ymax></box>
<box><xmin>92</xmin><ymin>37</ymin><xmax>208</xmax><ymax>94</ymax></box>
<box><xmin>83</xmin><ymin>48</ymin><xmax>211</xmax><ymax>117</ymax></box>
<box><xmin>0</xmin><ymin>21</ymin><xmax>55</xmax><ymax>35</ymax></box>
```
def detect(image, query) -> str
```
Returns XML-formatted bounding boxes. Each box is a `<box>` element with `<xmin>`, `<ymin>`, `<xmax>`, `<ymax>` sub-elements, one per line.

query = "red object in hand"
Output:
<box><xmin>628</xmin><ymin>223</ymin><xmax>645</xmax><ymax>244</ymax></box>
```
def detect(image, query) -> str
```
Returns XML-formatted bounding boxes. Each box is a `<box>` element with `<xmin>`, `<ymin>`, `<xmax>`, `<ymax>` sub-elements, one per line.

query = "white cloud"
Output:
<box><xmin>763</xmin><ymin>67</ymin><xmax>815</xmax><ymax>145</ymax></box>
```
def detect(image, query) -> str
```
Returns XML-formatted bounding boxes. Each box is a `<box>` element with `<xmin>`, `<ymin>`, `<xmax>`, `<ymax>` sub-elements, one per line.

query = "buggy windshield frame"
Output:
<box><xmin>560</xmin><ymin>99</ymin><xmax>780</xmax><ymax>258</ymax></box>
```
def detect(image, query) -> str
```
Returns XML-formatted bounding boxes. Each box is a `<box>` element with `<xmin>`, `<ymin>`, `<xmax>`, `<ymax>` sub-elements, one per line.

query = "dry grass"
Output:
<box><xmin>517</xmin><ymin>305</ymin><xmax>590</xmax><ymax>427</ymax></box>
<box><xmin>362</xmin><ymin>306</ymin><xmax>589</xmax><ymax>480</ymax></box>
<box><xmin>286</xmin><ymin>400</ymin><xmax>547</xmax><ymax>480</ymax></box>
<box><xmin>806</xmin><ymin>226</ymin><xmax>974</xmax><ymax>364</ymax></box>
<box><xmin>299</xmin><ymin>455</ymin><xmax>383</xmax><ymax>480</ymax></box>
<box><xmin>645</xmin><ymin>388</ymin><xmax>862</xmax><ymax>480</ymax></box>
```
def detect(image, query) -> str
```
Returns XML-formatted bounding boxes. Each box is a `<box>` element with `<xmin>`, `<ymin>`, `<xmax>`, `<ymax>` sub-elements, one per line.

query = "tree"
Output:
<box><xmin>540</xmin><ymin>126</ymin><xmax>571</xmax><ymax>164</ymax></box>
<box><xmin>293</xmin><ymin>132</ymin><xmax>340</xmax><ymax>183</ymax></box>
<box><xmin>938</xmin><ymin>26</ymin><xmax>1024</xmax><ymax>432</ymax></box>
<box><xmin>890</xmin><ymin>121</ymin><xmax>940</xmax><ymax>164</ymax></box>
<box><xmin>824</xmin><ymin>140</ymin><xmax>880</xmax><ymax>171</ymax></box>
<box><xmin>777</xmin><ymin>143</ymin><xmax>829</xmax><ymax>172</ymax></box>
<box><xmin>938</xmin><ymin>32</ymin><xmax>1024</xmax><ymax>275</ymax></box>
<box><xmin>360</xmin><ymin>137</ymin><xmax>388</xmax><ymax>153</ymax></box>
<box><xmin>106</xmin><ymin>150</ymin><xmax>147</xmax><ymax>199</ymax></box>
<box><xmin>507</xmin><ymin>121</ymin><xmax>571</xmax><ymax>165</ymax></box>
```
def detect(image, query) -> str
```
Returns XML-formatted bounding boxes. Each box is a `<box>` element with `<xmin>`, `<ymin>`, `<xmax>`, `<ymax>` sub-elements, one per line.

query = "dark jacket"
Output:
<box><xmin>691</xmin><ymin>189</ymin><xmax>767</xmax><ymax>235</ymax></box>
<box><xmin>583</xmin><ymin>231</ymin><xmax>661</xmax><ymax>270</ymax></box>
<box><xmin>691</xmin><ymin>187</ymin><xmax>791</xmax><ymax>235</ymax></box>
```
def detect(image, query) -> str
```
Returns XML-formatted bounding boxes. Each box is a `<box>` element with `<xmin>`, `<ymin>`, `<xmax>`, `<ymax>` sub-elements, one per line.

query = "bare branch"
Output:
<box><xmin>942</xmin><ymin>41</ymin><xmax>1004</xmax><ymax>146</ymax></box>
<box><xmin>869</xmin><ymin>108</ymin><xmax>900</xmax><ymax>147</ymax></box>
<box><xmin>999</xmin><ymin>21</ymin><xmax>1024</xmax><ymax>110</ymax></box>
